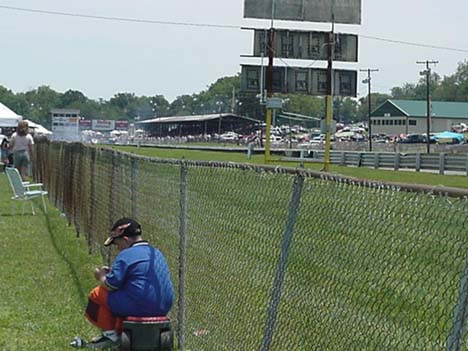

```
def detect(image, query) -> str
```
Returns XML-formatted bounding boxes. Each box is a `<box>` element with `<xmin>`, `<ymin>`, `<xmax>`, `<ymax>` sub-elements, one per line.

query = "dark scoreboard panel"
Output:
<box><xmin>244</xmin><ymin>0</ymin><xmax>362</xmax><ymax>25</ymax></box>
<box><xmin>241</xmin><ymin>65</ymin><xmax>357</xmax><ymax>97</ymax></box>
<box><xmin>253</xmin><ymin>29</ymin><xmax>358</xmax><ymax>63</ymax></box>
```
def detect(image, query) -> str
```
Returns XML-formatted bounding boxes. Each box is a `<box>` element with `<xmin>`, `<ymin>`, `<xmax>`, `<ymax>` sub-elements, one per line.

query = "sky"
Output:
<box><xmin>0</xmin><ymin>0</ymin><xmax>467</xmax><ymax>103</ymax></box>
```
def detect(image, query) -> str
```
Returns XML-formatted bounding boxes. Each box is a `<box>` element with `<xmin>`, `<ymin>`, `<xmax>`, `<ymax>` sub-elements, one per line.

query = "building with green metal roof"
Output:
<box><xmin>370</xmin><ymin>99</ymin><xmax>468</xmax><ymax>135</ymax></box>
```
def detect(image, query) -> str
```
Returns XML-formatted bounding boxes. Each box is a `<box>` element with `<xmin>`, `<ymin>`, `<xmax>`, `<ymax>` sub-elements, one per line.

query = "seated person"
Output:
<box><xmin>74</xmin><ymin>218</ymin><xmax>174</xmax><ymax>349</ymax></box>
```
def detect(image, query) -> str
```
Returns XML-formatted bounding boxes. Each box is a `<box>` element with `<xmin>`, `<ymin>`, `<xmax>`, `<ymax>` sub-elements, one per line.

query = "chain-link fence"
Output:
<box><xmin>34</xmin><ymin>140</ymin><xmax>468</xmax><ymax>351</ymax></box>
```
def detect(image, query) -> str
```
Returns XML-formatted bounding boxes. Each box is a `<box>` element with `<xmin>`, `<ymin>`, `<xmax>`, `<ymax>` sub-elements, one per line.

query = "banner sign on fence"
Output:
<box><xmin>79</xmin><ymin>119</ymin><xmax>92</xmax><ymax>130</ymax></box>
<box><xmin>115</xmin><ymin>120</ymin><xmax>129</xmax><ymax>131</ymax></box>
<box><xmin>244</xmin><ymin>0</ymin><xmax>362</xmax><ymax>25</ymax></box>
<box><xmin>92</xmin><ymin>119</ymin><xmax>115</xmax><ymax>131</ymax></box>
<box><xmin>241</xmin><ymin>64</ymin><xmax>357</xmax><ymax>96</ymax></box>
<box><xmin>253</xmin><ymin>29</ymin><xmax>358</xmax><ymax>62</ymax></box>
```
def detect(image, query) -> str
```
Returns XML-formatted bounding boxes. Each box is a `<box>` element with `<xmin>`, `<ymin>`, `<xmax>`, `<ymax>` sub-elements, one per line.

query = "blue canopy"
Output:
<box><xmin>434</xmin><ymin>131</ymin><xmax>465</xmax><ymax>142</ymax></box>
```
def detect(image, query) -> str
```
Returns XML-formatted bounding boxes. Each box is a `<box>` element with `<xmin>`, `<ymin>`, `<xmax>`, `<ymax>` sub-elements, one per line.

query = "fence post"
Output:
<box><xmin>394</xmin><ymin>152</ymin><xmax>400</xmax><ymax>171</ymax></box>
<box><xmin>260</xmin><ymin>174</ymin><xmax>304</xmax><ymax>351</ymax></box>
<box><xmin>340</xmin><ymin>152</ymin><xmax>346</xmax><ymax>166</ymax></box>
<box><xmin>55</xmin><ymin>143</ymin><xmax>64</xmax><ymax>210</ymax></box>
<box><xmin>106</xmin><ymin>151</ymin><xmax>117</xmax><ymax>266</ymax></box>
<box><xmin>439</xmin><ymin>153</ymin><xmax>446</xmax><ymax>175</ymax></box>
<box><xmin>466</xmin><ymin>154</ymin><xmax>468</xmax><ymax>177</ymax></box>
<box><xmin>87</xmin><ymin>147</ymin><xmax>97</xmax><ymax>254</ymax></box>
<box><xmin>356</xmin><ymin>152</ymin><xmax>363</xmax><ymax>167</ymax></box>
<box><xmin>447</xmin><ymin>252</ymin><xmax>468</xmax><ymax>351</ymax></box>
<box><xmin>75</xmin><ymin>144</ymin><xmax>83</xmax><ymax>235</ymax></box>
<box><xmin>130</xmin><ymin>158</ymin><xmax>138</xmax><ymax>219</ymax></box>
<box><xmin>178</xmin><ymin>162</ymin><xmax>188</xmax><ymax>351</ymax></box>
<box><xmin>466</xmin><ymin>155</ymin><xmax>468</xmax><ymax>177</ymax></box>
<box><xmin>416</xmin><ymin>153</ymin><xmax>421</xmax><ymax>172</ymax></box>
<box><xmin>374</xmin><ymin>153</ymin><xmax>379</xmax><ymax>169</ymax></box>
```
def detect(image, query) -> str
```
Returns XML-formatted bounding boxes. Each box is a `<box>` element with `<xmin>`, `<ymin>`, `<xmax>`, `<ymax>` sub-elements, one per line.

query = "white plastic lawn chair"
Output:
<box><xmin>5</xmin><ymin>167</ymin><xmax>48</xmax><ymax>215</ymax></box>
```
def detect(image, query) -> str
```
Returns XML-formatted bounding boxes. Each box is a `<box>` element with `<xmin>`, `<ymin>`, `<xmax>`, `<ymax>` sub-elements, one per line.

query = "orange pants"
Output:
<box><xmin>85</xmin><ymin>286</ymin><xmax>123</xmax><ymax>333</ymax></box>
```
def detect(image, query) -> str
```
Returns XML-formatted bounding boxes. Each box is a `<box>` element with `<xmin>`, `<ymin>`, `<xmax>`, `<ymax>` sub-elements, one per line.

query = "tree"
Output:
<box><xmin>357</xmin><ymin>93</ymin><xmax>391</xmax><ymax>121</ymax></box>
<box><xmin>433</xmin><ymin>75</ymin><xmax>458</xmax><ymax>101</ymax></box>
<box><xmin>59</xmin><ymin>89</ymin><xmax>88</xmax><ymax>107</ymax></box>
<box><xmin>109</xmin><ymin>93</ymin><xmax>144</xmax><ymax>120</ymax></box>
<box><xmin>286</xmin><ymin>94</ymin><xmax>323</xmax><ymax>118</ymax></box>
<box><xmin>337</xmin><ymin>98</ymin><xmax>359</xmax><ymax>123</ymax></box>
<box><xmin>146</xmin><ymin>95</ymin><xmax>170</xmax><ymax>119</ymax></box>
<box><xmin>205</xmin><ymin>75</ymin><xmax>240</xmax><ymax>97</ymax></box>
<box><xmin>0</xmin><ymin>86</ymin><xmax>29</xmax><ymax>119</ymax></box>
<box><xmin>109</xmin><ymin>93</ymin><xmax>136</xmax><ymax>110</ymax></box>
<box><xmin>391</xmin><ymin>83</ymin><xmax>418</xmax><ymax>100</ymax></box>
<box><xmin>169</xmin><ymin>95</ymin><xmax>197</xmax><ymax>116</ymax></box>
<box><xmin>452</xmin><ymin>60</ymin><xmax>468</xmax><ymax>101</ymax></box>
<box><xmin>23</xmin><ymin>86</ymin><xmax>61</xmax><ymax>126</ymax></box>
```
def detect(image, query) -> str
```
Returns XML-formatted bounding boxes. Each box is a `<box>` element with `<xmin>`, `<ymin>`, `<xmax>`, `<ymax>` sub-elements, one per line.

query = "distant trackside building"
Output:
<box><xmin>371</xmin><ymin>99</ymin><xmax>468</xmax><ymax>135</ymax></box>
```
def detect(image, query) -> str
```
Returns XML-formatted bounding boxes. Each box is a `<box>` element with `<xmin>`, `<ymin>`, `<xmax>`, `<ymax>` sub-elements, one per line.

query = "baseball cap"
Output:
<box><xmin>104</xmin><ymin>218</ymin><xmax>142</xmax><ymax>246</ymax></box>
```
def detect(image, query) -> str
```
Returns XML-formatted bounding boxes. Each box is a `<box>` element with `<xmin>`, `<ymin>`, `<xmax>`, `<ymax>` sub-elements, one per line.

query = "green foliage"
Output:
<box><xmin>286</xmin><ymin>94</ymin><xmax>324</xmax><ymax>118</ymax></box>
<box><xmin>109</xmin><ymin>92</ymin><xmax>136</xmax><ymax>110</ymax></box>
<box><xmin>59</xmin><ymin>89</ymin><xmax>87</xmax><ymax>107</ymax></box>
<box><xmin>146</xmin><ymin>94</ymin><xmax>171</xmax><ymax>118</ymax></box>
<box><xmin>357</xmin><ymin>92</ymin><xmax>392</xmax><ymax>121</ymax></box>
<box><xmin>168</xmin><ymin>75</ymin><xmax>241</xmax><ymax>117</ymax></box>
<box><xmin>334</xmin><ymin>97</ymin><xmax>357</xmax><ymax>123</ymax></box>
<box><xmin>391</xmin><ymin>61</ymin><xmax>468</xmax><ymax>103</ymax></box>
<box><xmin>206</xmin><ymin>74</ymin><xmax>240</xmax><ymax>97</ymax></box>
<box><xmin>169</xmin><ymin>94</ymin><xmax>197</xmax><ymax>116</ymax></box>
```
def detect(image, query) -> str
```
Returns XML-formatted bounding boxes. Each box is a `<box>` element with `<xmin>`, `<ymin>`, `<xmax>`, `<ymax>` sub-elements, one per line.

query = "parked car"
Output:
<box><xmin>398</xmin><ymin>134</ymin><xmax>436</xmax><ymax>144</ymax></box>
<box><xmin>310</xmin><ymin>134</ymin><xmax>336</xmax><ymax>143</ymax></box>
<box><xmin>219</xmin><ymin>131</ymin><xmax>239</xmax><ymax>141</ymax></box>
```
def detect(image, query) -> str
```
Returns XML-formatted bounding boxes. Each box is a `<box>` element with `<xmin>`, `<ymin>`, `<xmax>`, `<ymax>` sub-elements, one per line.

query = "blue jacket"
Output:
<box><xmin>105</xmin><ymin>241</ymin><xmax>174</xmax><ymax>317</ymax></box>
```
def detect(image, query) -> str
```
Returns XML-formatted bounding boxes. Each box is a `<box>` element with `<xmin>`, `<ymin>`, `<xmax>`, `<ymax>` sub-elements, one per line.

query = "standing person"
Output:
<box><xmin>71</xmin><ymin>218</ymin><xmax>174</xmax><ymax>349</ymax></box>
<box><xmin>9</xmin><ymin>120</ymin><xmax>34</xmax><ymax>179</ymax></box>
<box><xmin>1</xmin><ymin>137</ymin><xmax>10</xmax><ymax>171</ymax></box>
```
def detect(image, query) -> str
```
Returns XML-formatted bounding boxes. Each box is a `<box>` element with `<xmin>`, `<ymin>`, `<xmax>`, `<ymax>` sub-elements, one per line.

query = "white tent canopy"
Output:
<box><xmin>0</xmin><ymin>102</ymin><xmax>22</xmax><ymax>127</ymax></box>
<box><xmin>24</xmin><ymin>120</ymin><xmax>52</xmax><ymax>135</ymax></box>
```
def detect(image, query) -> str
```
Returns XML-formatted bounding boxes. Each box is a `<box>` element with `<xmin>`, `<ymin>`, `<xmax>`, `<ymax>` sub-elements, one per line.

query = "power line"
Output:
<box><xmin>1</xmin><ymin>5</ymin><xmax>468</xmax><ymax>53</ymax></box>
<box><xmin>0</xmin><ymin>4</ymin><xmax>239</xmax><ymax>29</ymax></box>
<box><xmin>360</xmin><ymin>34</ymin><xmax>468</xmax><ymax>53</ymax></box>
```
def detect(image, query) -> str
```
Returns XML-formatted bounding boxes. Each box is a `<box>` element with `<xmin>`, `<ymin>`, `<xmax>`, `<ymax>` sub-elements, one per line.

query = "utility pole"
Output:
<box><xmin>263</xmin><ymin>0</ymin><xmax>276</xmax><ymax>164</ymax></box>
<box><xmin>323</xmin><ymin>0</ymin><xmax>336</xmax><ymax>172</ymax></box>
<box><xmin>360</xmin><ymin>68</ymin><xmax>379</xmax><ymax>152</ymax></box>
<box><xmin>323</xmin><ymin>25</ymin><xmax>334</xmax><ymax>172</ymax></box>
<box><xmin>416</xmin><ymin>60</ymin><xmax>438</xmax><ymax>154</ymax></box>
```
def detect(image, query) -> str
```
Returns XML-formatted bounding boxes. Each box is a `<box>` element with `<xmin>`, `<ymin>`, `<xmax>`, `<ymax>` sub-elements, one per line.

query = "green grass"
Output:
<box><xmin>0</xmin><ymin>174</ymin><xmax>103</xmax><ymax>350</ymax></box>
<box><xmin>112</xmin><ymin>145</ymin><xmax>468</xmax><ymax>190</ymax></box>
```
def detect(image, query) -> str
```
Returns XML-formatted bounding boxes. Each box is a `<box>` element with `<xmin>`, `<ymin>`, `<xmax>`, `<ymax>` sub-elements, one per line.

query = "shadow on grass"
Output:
<box><xmin>41</xmin><ymin>209</ymin><xmax>90</xmax><ymax>307</ymax></box>
<box><xmin>0</xmin><ymin>213</ymin><xmax>35</xmax><ymax>217</ymax></box>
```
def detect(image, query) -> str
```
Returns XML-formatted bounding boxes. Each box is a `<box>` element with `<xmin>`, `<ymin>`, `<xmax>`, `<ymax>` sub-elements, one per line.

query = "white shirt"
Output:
<box><xmin>10</xmin><ymin>132</ymin><xmax>34</xmax><ymax>153</ymax></box>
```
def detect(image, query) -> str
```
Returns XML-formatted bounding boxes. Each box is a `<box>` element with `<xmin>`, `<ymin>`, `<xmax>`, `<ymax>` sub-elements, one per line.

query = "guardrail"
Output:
<box><xmin>119</xmin><ymin>142</ymin><xmax>468</xmax><ymax>176</ymax></box>
<box><xmin>284</xmin><ymin>150</ymin><xmax>468</xmax><ymax>176</ymax></box>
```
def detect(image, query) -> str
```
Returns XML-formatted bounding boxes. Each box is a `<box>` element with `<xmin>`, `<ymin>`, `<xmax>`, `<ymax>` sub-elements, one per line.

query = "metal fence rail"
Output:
<box><xmin>34</xmin><ymin>141</ymin><xmax>468</xmax><ymax>350</ymax></box>
<box><xmin>285</xmin><ymin>150</ymin><xmax>468</xmax><ymax>175</ymax></box>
